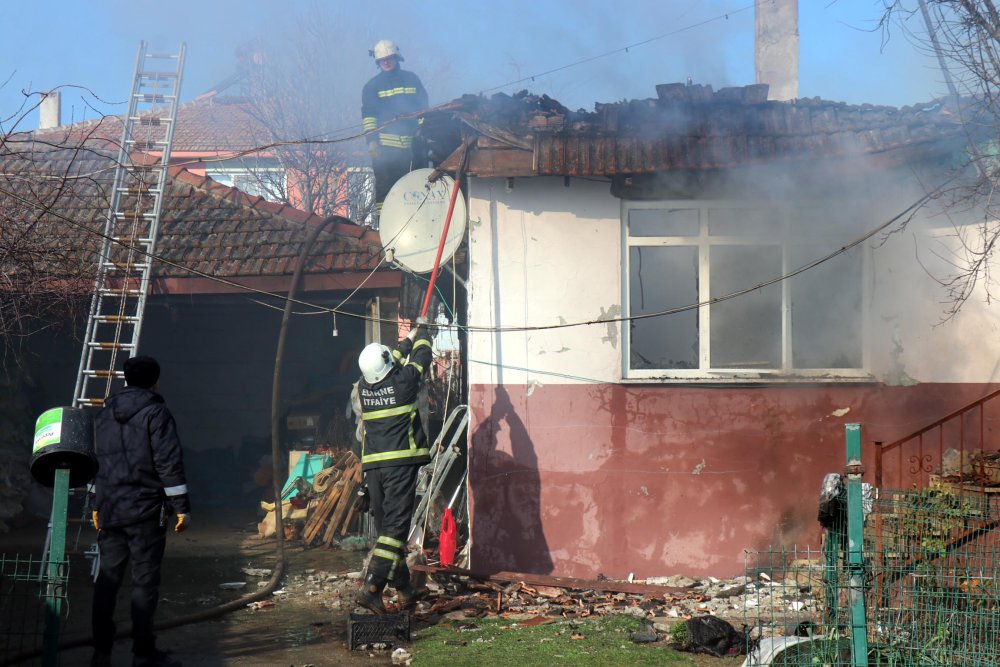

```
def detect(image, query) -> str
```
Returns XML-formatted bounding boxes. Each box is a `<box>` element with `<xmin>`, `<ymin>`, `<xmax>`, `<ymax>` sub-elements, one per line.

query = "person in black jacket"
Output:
<box><xmin>90</xmin><ymin>356</ymin><xmax>190</xmax><ymax>667</ymax></box>
<box><xmin>354</xmin><ymin>322</ymin><xmax>432</xmax><ymax>613</ymax></box>
<box><xmin>361</xmin><ymin>39</ymin><xmax>428</xmax><ymax>221</ymax></box>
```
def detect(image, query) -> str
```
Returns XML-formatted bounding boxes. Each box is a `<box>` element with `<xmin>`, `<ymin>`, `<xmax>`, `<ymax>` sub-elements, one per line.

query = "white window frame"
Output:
<box><xmin>622</xmin><ymin>199</ymin><xmax>872</xmax><ymax>383</ymax></box>
<box><xmin>205</xmin><ymin>158</ymin><xmax>286</xmax><ymax>203</ymax></box>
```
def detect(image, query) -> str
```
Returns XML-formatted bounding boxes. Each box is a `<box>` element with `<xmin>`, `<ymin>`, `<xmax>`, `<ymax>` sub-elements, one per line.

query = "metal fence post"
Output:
<box><xmin>43</xmin><ymin>468</ymin><xmax>69</xmax><ymax>666</ymax></box>
<box><xmin>844</xmin><ymin>423</ymin><xmax>869</xmax><ymax>667</ymax></box>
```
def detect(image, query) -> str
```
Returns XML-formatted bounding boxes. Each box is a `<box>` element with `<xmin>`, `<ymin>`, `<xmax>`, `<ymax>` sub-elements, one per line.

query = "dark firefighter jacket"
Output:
<box><xmin>361</xmin><ymin>68</ymin><xmax>428</xmax><ymax>150</ymax></box>
<box><xmin>94</xmin><ymin>386</ymin><xmax>190</xmax><ymax>528</ymax></box>
<box><xmin>359</xmin><ymin>330</ymin><xmax>433</xmax><ymax>471</ymax></box>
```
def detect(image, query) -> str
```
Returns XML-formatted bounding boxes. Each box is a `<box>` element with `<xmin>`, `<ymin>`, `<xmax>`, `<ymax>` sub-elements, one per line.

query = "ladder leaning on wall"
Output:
<box><xmin>72</xmin><ymin>42</ymin><xmax>186</xmax><ymax>409</ymax></box>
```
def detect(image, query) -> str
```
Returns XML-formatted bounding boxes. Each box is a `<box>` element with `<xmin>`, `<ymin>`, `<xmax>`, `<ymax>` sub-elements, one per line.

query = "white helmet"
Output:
<box><xmin>359</xmin><ymin>343</ymin><xmax>394</xmax><ymax>384</ymax></box>
<box><xmin>371</xmin><ymin>39</ymin><xmax>403</xmax><ymax>62</ymax></box>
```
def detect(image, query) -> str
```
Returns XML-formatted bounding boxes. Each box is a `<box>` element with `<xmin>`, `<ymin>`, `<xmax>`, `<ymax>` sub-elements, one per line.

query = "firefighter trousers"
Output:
<box><xmin>92</xmin><ymin>518</ymin><xmax>167</xmax><ymax>656</ymax></box>
<box><xmin>365</xmin><ymin>464</ymin><xmax>420</xmax><ymax>587</ymax></box>
<box><xmin>372</xmin><ymin>147</ymin><xmax>413</xmax><ymax>216</ymax></box>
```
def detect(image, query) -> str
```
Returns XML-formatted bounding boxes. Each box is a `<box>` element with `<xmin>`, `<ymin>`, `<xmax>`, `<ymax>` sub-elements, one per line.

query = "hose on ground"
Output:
<box><xmin>1</xmin><ymin>216</ymin><xmax>349</xmax><ymax>666</ymax></box>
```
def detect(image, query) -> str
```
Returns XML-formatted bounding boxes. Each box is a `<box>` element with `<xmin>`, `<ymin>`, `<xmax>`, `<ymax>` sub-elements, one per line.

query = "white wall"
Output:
<box><xmin>466</xmin><ymin>174</ymin><xmax>1000</xmax><ymax>387</ymax></box>
<box><xmin>467</xmin><ymin>177</ymin><xmax>622</xmax><ymax>386</ymax></box>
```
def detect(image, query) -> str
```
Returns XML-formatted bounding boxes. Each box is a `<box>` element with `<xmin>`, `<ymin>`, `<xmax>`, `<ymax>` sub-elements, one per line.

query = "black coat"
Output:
<box><xmin>361</xmin><ymin>67</ymin><xmax>428</xmax><ymax>148</ymax></box>
<box><xmin>94</xmin><ymin>387</ymin><xmax>190</xmax><ymax>528</ymax></box>
<box><xmin>359</xmin><ymin>331</ymin><xmax>433</xmax><ymax>471</ymax></box>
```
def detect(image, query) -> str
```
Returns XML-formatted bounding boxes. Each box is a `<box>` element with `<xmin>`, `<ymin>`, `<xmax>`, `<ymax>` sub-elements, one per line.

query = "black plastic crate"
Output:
<box><xmin>348</xmin><ymin>612</ymin><xmax>410</xmax><ymax>649</ymax></box>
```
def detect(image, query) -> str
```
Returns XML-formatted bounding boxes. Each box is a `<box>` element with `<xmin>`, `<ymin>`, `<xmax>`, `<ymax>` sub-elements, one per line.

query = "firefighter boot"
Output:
<box><xmin>393</xmin><ymin>571</ymin><xmax>428</xmax><ymax>612</ymax></box>
<box><xmin>354</xmin><ymin>573</ymin><xmax>387</xmax><ymax>614</ymax></box>
<box><xmin>394</xmin><ymin>583</ymin><xmax>428</xmax><ymax>611</ymax></box>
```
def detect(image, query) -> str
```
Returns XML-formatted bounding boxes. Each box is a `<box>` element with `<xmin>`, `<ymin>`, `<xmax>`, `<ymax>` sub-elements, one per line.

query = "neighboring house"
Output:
<box><xmin>419</xmin><ymin>84</ymin><xmax>1000</xmax><ymax>578</ymax></box>
<box><xmin>0</xmin><ymin>126</ymin><xmax>398</xmax><ymax>515</ymax></box>
<box><xmin>36</xmin><ymin>94</ymin><xmax>374</xmax><ymax>222</ymax></box>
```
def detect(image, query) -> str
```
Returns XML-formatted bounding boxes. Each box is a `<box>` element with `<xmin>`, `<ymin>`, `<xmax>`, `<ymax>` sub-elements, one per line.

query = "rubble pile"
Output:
<box><xmin>261</xmin><ymin>563</ymin><xmax>823</xmax><ymax>640</ymax></box>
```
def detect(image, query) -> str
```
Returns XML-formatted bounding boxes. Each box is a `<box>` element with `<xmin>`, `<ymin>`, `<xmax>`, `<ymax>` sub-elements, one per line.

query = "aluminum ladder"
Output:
<box><xmin>72</xmin><ymin>42</ymin><xmax>186</xmax><ymax>408</ymax></box>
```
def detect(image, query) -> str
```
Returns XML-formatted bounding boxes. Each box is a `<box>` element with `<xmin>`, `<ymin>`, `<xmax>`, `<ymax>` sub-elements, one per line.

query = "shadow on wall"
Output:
<box><xmin>470</xmin><ymin>384</ymin><xmax>553</xmax><ymax>575</ymax></box>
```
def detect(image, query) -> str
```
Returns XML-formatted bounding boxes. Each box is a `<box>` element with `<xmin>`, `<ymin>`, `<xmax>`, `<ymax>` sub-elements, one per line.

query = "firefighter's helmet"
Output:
<box><xmin>359</xmin><ymin>343</ymin><xmax>394</xmax><ymax>384</ymax></box>
<box><xmin>371</xmin><ymin>40</ymin><xmax>403</xmax><ymax>62</ymax></box>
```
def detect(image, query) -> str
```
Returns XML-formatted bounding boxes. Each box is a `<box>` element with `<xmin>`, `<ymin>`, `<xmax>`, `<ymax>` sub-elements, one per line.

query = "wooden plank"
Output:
<box><xmin>303</xmin><ymin>482</ymin><xmax>342</xmax><ymax>545</ymax></box>
<box><xmin>410</xmin><ymin>564</ymin><xmax>697</xmax><ymax>597</ymax></box>
<box><xmin>325</xmin><ymin>476</ymin><xmax>359</xmax><ymax>545</ymax></box>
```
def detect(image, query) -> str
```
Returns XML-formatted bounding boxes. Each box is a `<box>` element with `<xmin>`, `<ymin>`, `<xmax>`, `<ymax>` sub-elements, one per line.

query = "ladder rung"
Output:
<box><xmin>113</xmin><ymin>211</ymin><xmax>155</xmax><ymax>220</ymax></box>
<box><xmin>112</xmin><ymin>236</ymin><xmax>154</xmax><ymax>245</ymax></box>
<box><xmin>135</xmin><ymin>94</ymin><xmax>175</xmax><ymax>103</ymax></box>
<box><xmin>77</xmin><ymin>398</ymin><xmax>106</xmax><ymax>408</ymax></box>
<box><xmin>140</xmin><ymin>72</ymin><xmax>179</xmax><ymax>80</ymax></box>
<box><xmin>133</xmin><ymin>117</ymin><xmax>169</xmax><ymax>126</ymax></box>
<box><xmin>93</xmin><ymin>315</ymin><xmax>140</xmax><ymax>323</ymax></box>
<box><xmin>84</xmin><ymin>370</ymin><xmax>126</xmax><ymax>378</ymax></box>
<box><xmin>100</xmin><ymin>262</ymin><xmax>150</xmax><ymax>271</ymax></box>
<box><xmin>117</xmin><ymin>186</ymin><xmax>162</xmax><ymax>196</ymax></box>
<box><xmin>144</xmin><ymin>53</ymin><xmax>180</xmax><ymax>59</ymax></box>
<box><xmin>125</xmin><ymin>140</ymin><xmax>166</xmax><ymax>150</ymax></box>
<box><xmin>88</xmin><ymin>342</ymin><xmax>135</xmax><ymax>350</ymax></box>
<box><xmin>99</xmin><ymin>288</ymin><xmax>143</xmax><ymax>297</ymax></box>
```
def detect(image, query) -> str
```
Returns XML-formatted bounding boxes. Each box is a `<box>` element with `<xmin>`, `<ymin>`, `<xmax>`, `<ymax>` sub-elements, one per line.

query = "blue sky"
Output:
<box><xmin>0</xmin><ymin>1</ymin><xmax>941</xmax><ymax>132</ymax></box>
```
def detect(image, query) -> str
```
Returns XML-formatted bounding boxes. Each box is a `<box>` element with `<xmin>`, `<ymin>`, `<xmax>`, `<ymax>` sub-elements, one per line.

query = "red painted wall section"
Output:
<box><xmin>467</xmin><ymin>382</ymin><xmax>997</xmax><ymax>579</ymax></box>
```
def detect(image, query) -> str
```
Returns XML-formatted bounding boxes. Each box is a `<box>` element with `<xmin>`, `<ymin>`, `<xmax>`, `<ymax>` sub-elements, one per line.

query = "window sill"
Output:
<box><xmin>622</xmin><ymin>371</ymin><xmax>878</xmax><ymax>386</ymax></box>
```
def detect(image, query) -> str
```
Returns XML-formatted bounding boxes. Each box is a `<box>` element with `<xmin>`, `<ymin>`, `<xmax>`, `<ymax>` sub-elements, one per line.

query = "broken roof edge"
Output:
<box><xmin>427</xmin><ymin>86</ymin><xmax>982</xmax><ymax>179</ymax></box>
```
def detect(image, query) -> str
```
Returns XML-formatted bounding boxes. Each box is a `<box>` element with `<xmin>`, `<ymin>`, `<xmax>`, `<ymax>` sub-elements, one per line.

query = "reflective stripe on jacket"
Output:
<box><xmin>359</xmin><ymin>331</ymin><xmax>432</xmax><ymax>470</ymax></box>
<box><xmin>361</xmin><ymin>68</ymin><xmax>428</xmax><ymax>149</ymax></box>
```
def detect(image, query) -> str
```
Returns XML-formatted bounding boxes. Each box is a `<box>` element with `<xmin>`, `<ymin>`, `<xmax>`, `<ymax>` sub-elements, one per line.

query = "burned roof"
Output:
<box><xmin>0</xmin><ymin>134</ymin><xmax>386</xmax><ymax>292</ymax></box>
<box><xmin>426</xmin><ymin>83</ymin><xmax>980</xmax><ymax>177</ymax></box>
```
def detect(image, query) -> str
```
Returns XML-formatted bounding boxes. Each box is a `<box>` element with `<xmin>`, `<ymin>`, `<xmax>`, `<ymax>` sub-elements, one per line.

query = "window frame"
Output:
<box><xmin>621</xmin><ymin>199</ymin><xmax>872</xmax><ymax>383</ymax></box>
<box><xmin>205</xmin><ymin>158</ymin><xmax>287</xmax><ymax>203</ymax></box>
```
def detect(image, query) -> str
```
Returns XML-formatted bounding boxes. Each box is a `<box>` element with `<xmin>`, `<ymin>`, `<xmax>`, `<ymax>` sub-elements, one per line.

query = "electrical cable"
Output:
<box><xmin>0</xmin><ymin>176</ymin><xmax>952</xmax><ymax>334</ymax></box>
<box><xmin>477</xmin><ymin>3</ymin><xmax>756</xmax><ymax>95</ymax></box>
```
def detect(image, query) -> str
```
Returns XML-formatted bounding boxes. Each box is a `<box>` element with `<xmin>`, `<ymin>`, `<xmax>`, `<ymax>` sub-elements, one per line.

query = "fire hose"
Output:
<box><xmin>1</xmin><ymin>216</ymin><xmax>351</xmax><ymax>666</ymax></box>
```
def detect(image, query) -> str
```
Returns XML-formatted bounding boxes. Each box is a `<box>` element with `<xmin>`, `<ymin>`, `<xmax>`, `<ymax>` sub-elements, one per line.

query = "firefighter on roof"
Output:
<box><xmin>362</xmin><ymin>39</ymin><xmax>428</xmax><ymax>221</ymax></box>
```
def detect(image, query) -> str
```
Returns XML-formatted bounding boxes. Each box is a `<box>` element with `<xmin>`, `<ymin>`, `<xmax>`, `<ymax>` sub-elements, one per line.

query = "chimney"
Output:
<box><xmin>39</xmin><ymin>91</ymin><xmax>61</xmax><ymax>129</ymax></box>
<box><xmin>755</xmin><ymin>0</ymin><xmax>799</xmax><ymax>101</ymax></box>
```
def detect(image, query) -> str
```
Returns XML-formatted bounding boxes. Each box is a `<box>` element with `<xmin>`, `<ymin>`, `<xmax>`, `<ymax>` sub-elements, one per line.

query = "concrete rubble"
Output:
<box><xmin>248</xmin><ymin>562</ymin><xmax>823</xmax><ymax>644</ymax></box>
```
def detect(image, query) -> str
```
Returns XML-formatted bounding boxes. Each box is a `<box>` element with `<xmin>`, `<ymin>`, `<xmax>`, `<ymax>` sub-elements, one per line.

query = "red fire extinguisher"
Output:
<box><xmin>439</xmin><ymin>508</ymin><xmax>457</xmax><ymax>567</ymax></box>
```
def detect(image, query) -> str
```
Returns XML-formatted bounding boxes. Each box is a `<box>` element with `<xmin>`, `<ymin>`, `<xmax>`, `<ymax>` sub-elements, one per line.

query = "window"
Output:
<box><xmin>346</xmin><ymin>167</ymin><xmax>376</xmax><ymax>227</ymax></box>
<box><xmin>624</xmin><ymin>201</ymin><xmax>867</xmax><ymax>381</ymax></box>
<box><xmin>205</xmin><ymin>158</ymin><xmax>286</xmax><ymax>203</ymax></box>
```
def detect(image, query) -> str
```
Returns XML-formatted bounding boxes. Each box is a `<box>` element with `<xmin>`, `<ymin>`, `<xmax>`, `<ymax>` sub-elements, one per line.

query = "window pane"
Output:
<box><xmin>791</xmin><ymin>245</ymin><xmax>863</xmax><ymax>368</ymax></box>
<box><xmin>710</xmin><ymin>245</ymin><xmax>781</xmax><ymax>368</ymax></box>
<box><xmin>709</xmin><ymin>208</ymin><xmax>783</xmax><ymax>236</ymax></box>
<box><xmin>629</xmin><ymin>208</ymin><xmax>699</xmax><ymax>237</ymax></box>
<box><xmin>629</xmin><ymin>246</ymin><xmax>699</xmax><ymax>369</ymax></box>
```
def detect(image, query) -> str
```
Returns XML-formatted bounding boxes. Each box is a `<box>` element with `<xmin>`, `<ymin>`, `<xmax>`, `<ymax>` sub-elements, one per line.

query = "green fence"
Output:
<box><xmin>744</xmin><ymin>425</ymin><xmax>1000</xmax><ymax>666</ymax></box>
<box><xmin>0</xmin><ymin>554</ymin><xmax>70</xmax><ymax>665</ymax></box>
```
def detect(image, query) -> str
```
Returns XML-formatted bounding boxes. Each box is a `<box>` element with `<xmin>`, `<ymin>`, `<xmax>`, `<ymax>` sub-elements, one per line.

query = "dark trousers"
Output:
<box><xmin>366</xmin><ymin>464</ymin><xmax>420</xmax><ymax>587</ymax></box>
<box><xmin>372</xmin><ymin>147</ymin><xmax>413</xmax><ymax>215</ymax></box>
<box><xmin>92</xmin><ymin>518</ymin><xmax>167</xmax><ymax>655</ymax></box>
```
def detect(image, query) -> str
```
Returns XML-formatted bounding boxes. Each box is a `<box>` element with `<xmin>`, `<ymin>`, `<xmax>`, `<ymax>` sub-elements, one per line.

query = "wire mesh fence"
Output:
<box><xmin>744</xmin><ymin>484</ymin><xmax>1000</xmax><ymax>666</ymax></box>
<box><xmin>0</xmin><ymin>553</ymin><xmax>70</xmax><ymax>664</ymax></box>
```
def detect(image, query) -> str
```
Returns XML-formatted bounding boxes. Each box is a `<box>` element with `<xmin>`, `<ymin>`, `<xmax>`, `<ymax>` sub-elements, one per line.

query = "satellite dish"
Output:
<box><xmin>378</xmin><ymin>168</ymin><xmax>467</xmax><ymax>273</ymax></box>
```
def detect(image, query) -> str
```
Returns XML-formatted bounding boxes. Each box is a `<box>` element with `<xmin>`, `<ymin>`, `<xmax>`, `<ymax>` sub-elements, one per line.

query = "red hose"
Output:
<box><xmin>419</xmin><ymin>172</ymin><xmax>462</xmax><ymax>319</ymax></box>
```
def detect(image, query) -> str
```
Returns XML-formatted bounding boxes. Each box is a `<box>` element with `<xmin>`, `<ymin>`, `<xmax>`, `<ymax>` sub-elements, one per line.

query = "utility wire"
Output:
<box><xmin>0</xmin><ymin>174</ymin><xmax>951</xmax><ymax>334</ymax></box>
<box><xmin>478</xmin><ymin>2</ymin><xmax>756</xmax><ymax>95</ymax></box>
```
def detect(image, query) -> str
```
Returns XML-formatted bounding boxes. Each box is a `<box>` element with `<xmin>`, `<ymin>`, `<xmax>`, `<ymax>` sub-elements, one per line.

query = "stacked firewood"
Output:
<box><xmin>301</xmin><ymin>450</ymin><xmax>363</xmax><ymax>546</ymax></box>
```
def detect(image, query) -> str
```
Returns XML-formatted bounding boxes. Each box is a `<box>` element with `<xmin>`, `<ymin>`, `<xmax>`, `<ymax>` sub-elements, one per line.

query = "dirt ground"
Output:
<box><xmin>2</xmin><ymin>505</ymin><xmax>745</xmax><ymax>667</ymax></box>
<box><xmin>4</xmin><ymin>506</ymin><xmax>388</xmax><ymax>667</ymax></box>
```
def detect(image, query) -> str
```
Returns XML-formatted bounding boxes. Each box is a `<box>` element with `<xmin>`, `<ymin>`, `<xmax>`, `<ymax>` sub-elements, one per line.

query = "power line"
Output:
<box><xmin>478</xmin><ymin>3</ymin><xmax>756</xmax><ymax>95</ymax></box>
<box><xmin>0</xmin><ymin>174</ymin><xmax>950</xmax><ymax>335</ymax></box>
